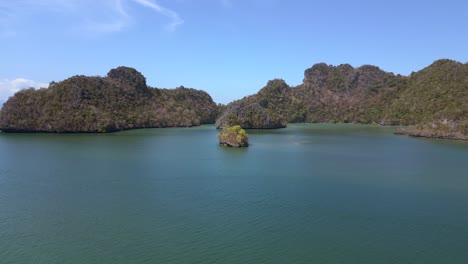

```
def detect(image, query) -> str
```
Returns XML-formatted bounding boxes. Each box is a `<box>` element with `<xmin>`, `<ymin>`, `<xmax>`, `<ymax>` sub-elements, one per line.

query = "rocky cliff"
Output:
<box><xmin>216</xmin><ymin>59</ymin><xmax>467</xmax><ymax>136</ymax></box>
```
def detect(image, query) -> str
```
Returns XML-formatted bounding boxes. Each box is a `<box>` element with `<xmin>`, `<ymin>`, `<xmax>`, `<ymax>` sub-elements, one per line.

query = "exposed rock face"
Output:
<box><xmin>2</xmin><ymin>59</ymin><xmax>465</xmax><ymax>138</ymax></box>
<box><xmin>0</xmin><ymin>67</ymin><xmax>218</xmax><ymax>133</ymax></box>
<box><xmin>297</xmin><ymin>63</ymin><xmax>404</xmax><ymax>124</ymax></box>
<box><xmin>216</xmin><ymin>59</ymin><xmax>467</xmax><ymax>131</ymax></box>
<box><xmin>217</xmin><ymin>125</ymin><xmax>249</xmax><ymax>147</ymax></box>
<box><xmin>107</xmin><ymin>66</ymin><xmax>148</xmax><ymax>92</ymax></box>
<box><xmin>216</xmin><ymin>65</ymin><xmax>402</xmax><ymax>127</ymax></box>
<box><xmin>215</xmin><ymin>101</ymin><xmax>286</xmax><ymax>129</ymax></box>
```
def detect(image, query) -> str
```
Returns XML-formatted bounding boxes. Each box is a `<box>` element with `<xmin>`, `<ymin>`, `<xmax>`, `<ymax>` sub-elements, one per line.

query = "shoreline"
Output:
<box><xmin>394</xmin><ymin>127</ymin><xmax>468</xmax><ymax>141</ymax></box>
<box><xmin>3</xmin><ymin>123</ymin><xmax>467</xmax><ymax>142</ymax></box>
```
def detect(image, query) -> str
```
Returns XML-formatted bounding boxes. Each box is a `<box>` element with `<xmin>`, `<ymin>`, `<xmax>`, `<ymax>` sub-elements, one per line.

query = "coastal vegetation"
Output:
<box><xmin>395</xmin><ymin>119</ymin><xmax>468</xmax><ymax>141</ymax></box>
<box><xmin>0</xmin><ymin>59</ymin><xmax>466</xmax><ymax>140</ymax></box>
<box><xmin>215</xmin><ymin>80</ymin><xmax>288</xmax><ymax>129</ymax></box>
<box><xmin>215</xmin><ymin>59</ymin><xmax>467</xmax><ymax>140</ymax></box>
<box><xmin>217</xmin><ymin>125</ymin><xmax>249</xmax><ymax>147</ymax></box>
<box><xmin>0</xmin><ymin>67</ymin><xmax>218</xmax><ymax>132</ymax></box>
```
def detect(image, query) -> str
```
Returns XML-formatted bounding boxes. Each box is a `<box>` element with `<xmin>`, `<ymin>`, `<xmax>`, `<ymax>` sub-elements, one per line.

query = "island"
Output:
<box><xmin>214</xmin><ymin>59</ymin><xmax>467</xmax><ymax>141</ymax></box>
<box><xmin>1</xmin><ymin>59</ymin><xmax>466</xmax><ymax>141</ymax></box>
<box><xmin>0</xmin><ymin>67</ymin><xmax>218</xmax><ymax>133</ymax></box>
<box><xmin>218</xmin><ymin>125</ymin><xmax>249</xmax><ymax>147</ymax></box>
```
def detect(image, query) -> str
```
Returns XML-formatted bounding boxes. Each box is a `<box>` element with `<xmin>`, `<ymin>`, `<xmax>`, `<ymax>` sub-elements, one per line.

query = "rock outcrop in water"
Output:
<box><xmin>218</xmin><ymin>125</ymin><xmax>249</xmax><ymax>147</ymax></box>
<box><xmin>0</xmin><ymin>67</ymin><xmax>218</xmax><ymax>133</ymax></box>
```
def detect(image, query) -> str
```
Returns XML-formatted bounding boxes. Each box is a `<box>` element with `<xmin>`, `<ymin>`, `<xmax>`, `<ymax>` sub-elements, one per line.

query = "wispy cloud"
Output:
<box><xmin>132</xmin><ymin>0</ymin><xmax>184</xmax><ymax>31</ymax></box>
<box><xmin>0</xmin><ymin>78</ymin><xmax>49</xmax><ymax>105</ymax></box>
<box><xmin>0</xmin><ymin>0</ymin><xmax>184</xmax><ymax>36</ymax></box>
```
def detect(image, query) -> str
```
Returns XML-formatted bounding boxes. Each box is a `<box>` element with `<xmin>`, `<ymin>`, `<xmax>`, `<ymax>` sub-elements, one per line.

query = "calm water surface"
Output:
<box><xmin>1</xmin><ymin>124</ymin><xmax>468</xmax><ymax>263</ymax></box>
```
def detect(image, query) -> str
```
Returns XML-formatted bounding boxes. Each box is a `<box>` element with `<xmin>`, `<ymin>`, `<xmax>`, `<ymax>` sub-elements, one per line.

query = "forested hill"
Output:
<box><xmin>0</xmin><ymin>67</ymin><xmax>218</xmax><ymax>133</ymax></box>
<box><xmin>216</xmin><ymin>59</ymin><xmax>468</xmax><ymax>134</ymax></box>
<box><xmin>1</xmin><ymin>60</ymin><xmax>466</xmax><ymax>137</ymax></box>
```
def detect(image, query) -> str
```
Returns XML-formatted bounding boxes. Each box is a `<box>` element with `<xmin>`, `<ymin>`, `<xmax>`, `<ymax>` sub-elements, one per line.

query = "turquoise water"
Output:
<box><xmin>1</xmin><ymin>124</ymin><xmax>468</xmax><ymax>263</ymax></box>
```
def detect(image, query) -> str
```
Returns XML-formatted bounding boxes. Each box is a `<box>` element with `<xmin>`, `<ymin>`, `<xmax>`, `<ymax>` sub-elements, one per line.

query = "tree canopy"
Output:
<box><xmin>0</xmin><ymin>67</ymin><xmax>218</xmax><ymax>133</ymax></box>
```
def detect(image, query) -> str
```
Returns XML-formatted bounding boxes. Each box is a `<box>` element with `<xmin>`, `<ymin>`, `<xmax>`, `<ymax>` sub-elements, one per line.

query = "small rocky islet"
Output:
<box><xmin>0</xmin><ymin>59</ymin><xmax>466</xmax><ymax>141</ymax></box>
<box><xmin>217</xmin><ymin>125</ymin><xmax>249</xmax><ymax>147</ymax></box>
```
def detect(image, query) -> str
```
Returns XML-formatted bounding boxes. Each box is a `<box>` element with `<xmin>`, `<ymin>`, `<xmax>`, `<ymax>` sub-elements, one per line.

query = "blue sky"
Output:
<box><xmin>1</xmin><ymin>0</ymin><xmax>467</xmax><ymax>104</ymax></box>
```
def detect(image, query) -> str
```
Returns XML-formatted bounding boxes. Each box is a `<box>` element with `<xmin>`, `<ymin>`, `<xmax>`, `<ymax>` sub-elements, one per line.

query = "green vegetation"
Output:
<box><xmin>395</xmin><ymin>119</ymin><xmax>468</xmax><ymax>141</ymax></box>
<box><xmin>215</xmin><ymin>59</ymin><xmax>468</xmax><ymax>140</ymax></box>
<box><xmin>215</xmin><ymin>79</ymin><xmax>291</xmax><ymax>129</ymax></box>
<box><xmin>216</xmin><ymin>63</ymin><xmax>407</xmax><ymax>128</ymax></box>
<box><xmin>217</xmin><ymin>125</ymin><xmax>249</xmax><ymax>147</ymax></box>
<box><xmin>385</xmin><ymin>59</ymin><xmax>468</xmax><ymax>125</ymax></box>
<box><xmin>0</xmin><ymin>67</ymin><xmax>218</xmax><ymax>133</ymax></box>
<box><xmin>1</xmin><ymin>59</ymin><xmax>466</xmax><ymax>141</ymax></box>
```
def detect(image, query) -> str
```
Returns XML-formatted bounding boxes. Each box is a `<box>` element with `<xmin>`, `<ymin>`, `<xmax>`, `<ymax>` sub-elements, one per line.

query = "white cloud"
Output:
<box><xmin>132</xmin><ymin>0</ymin><xmax>184</xmax><ymax>31</ymax></box>
<box><xmin>0</xmin><ymin>0</ymin><xmax>184</xmax><ymax>35</ymax></box>
<box><xmin>0</xmin><ymin>78</ymin><xmax>48</xmax><ymax>105</ymax></box>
